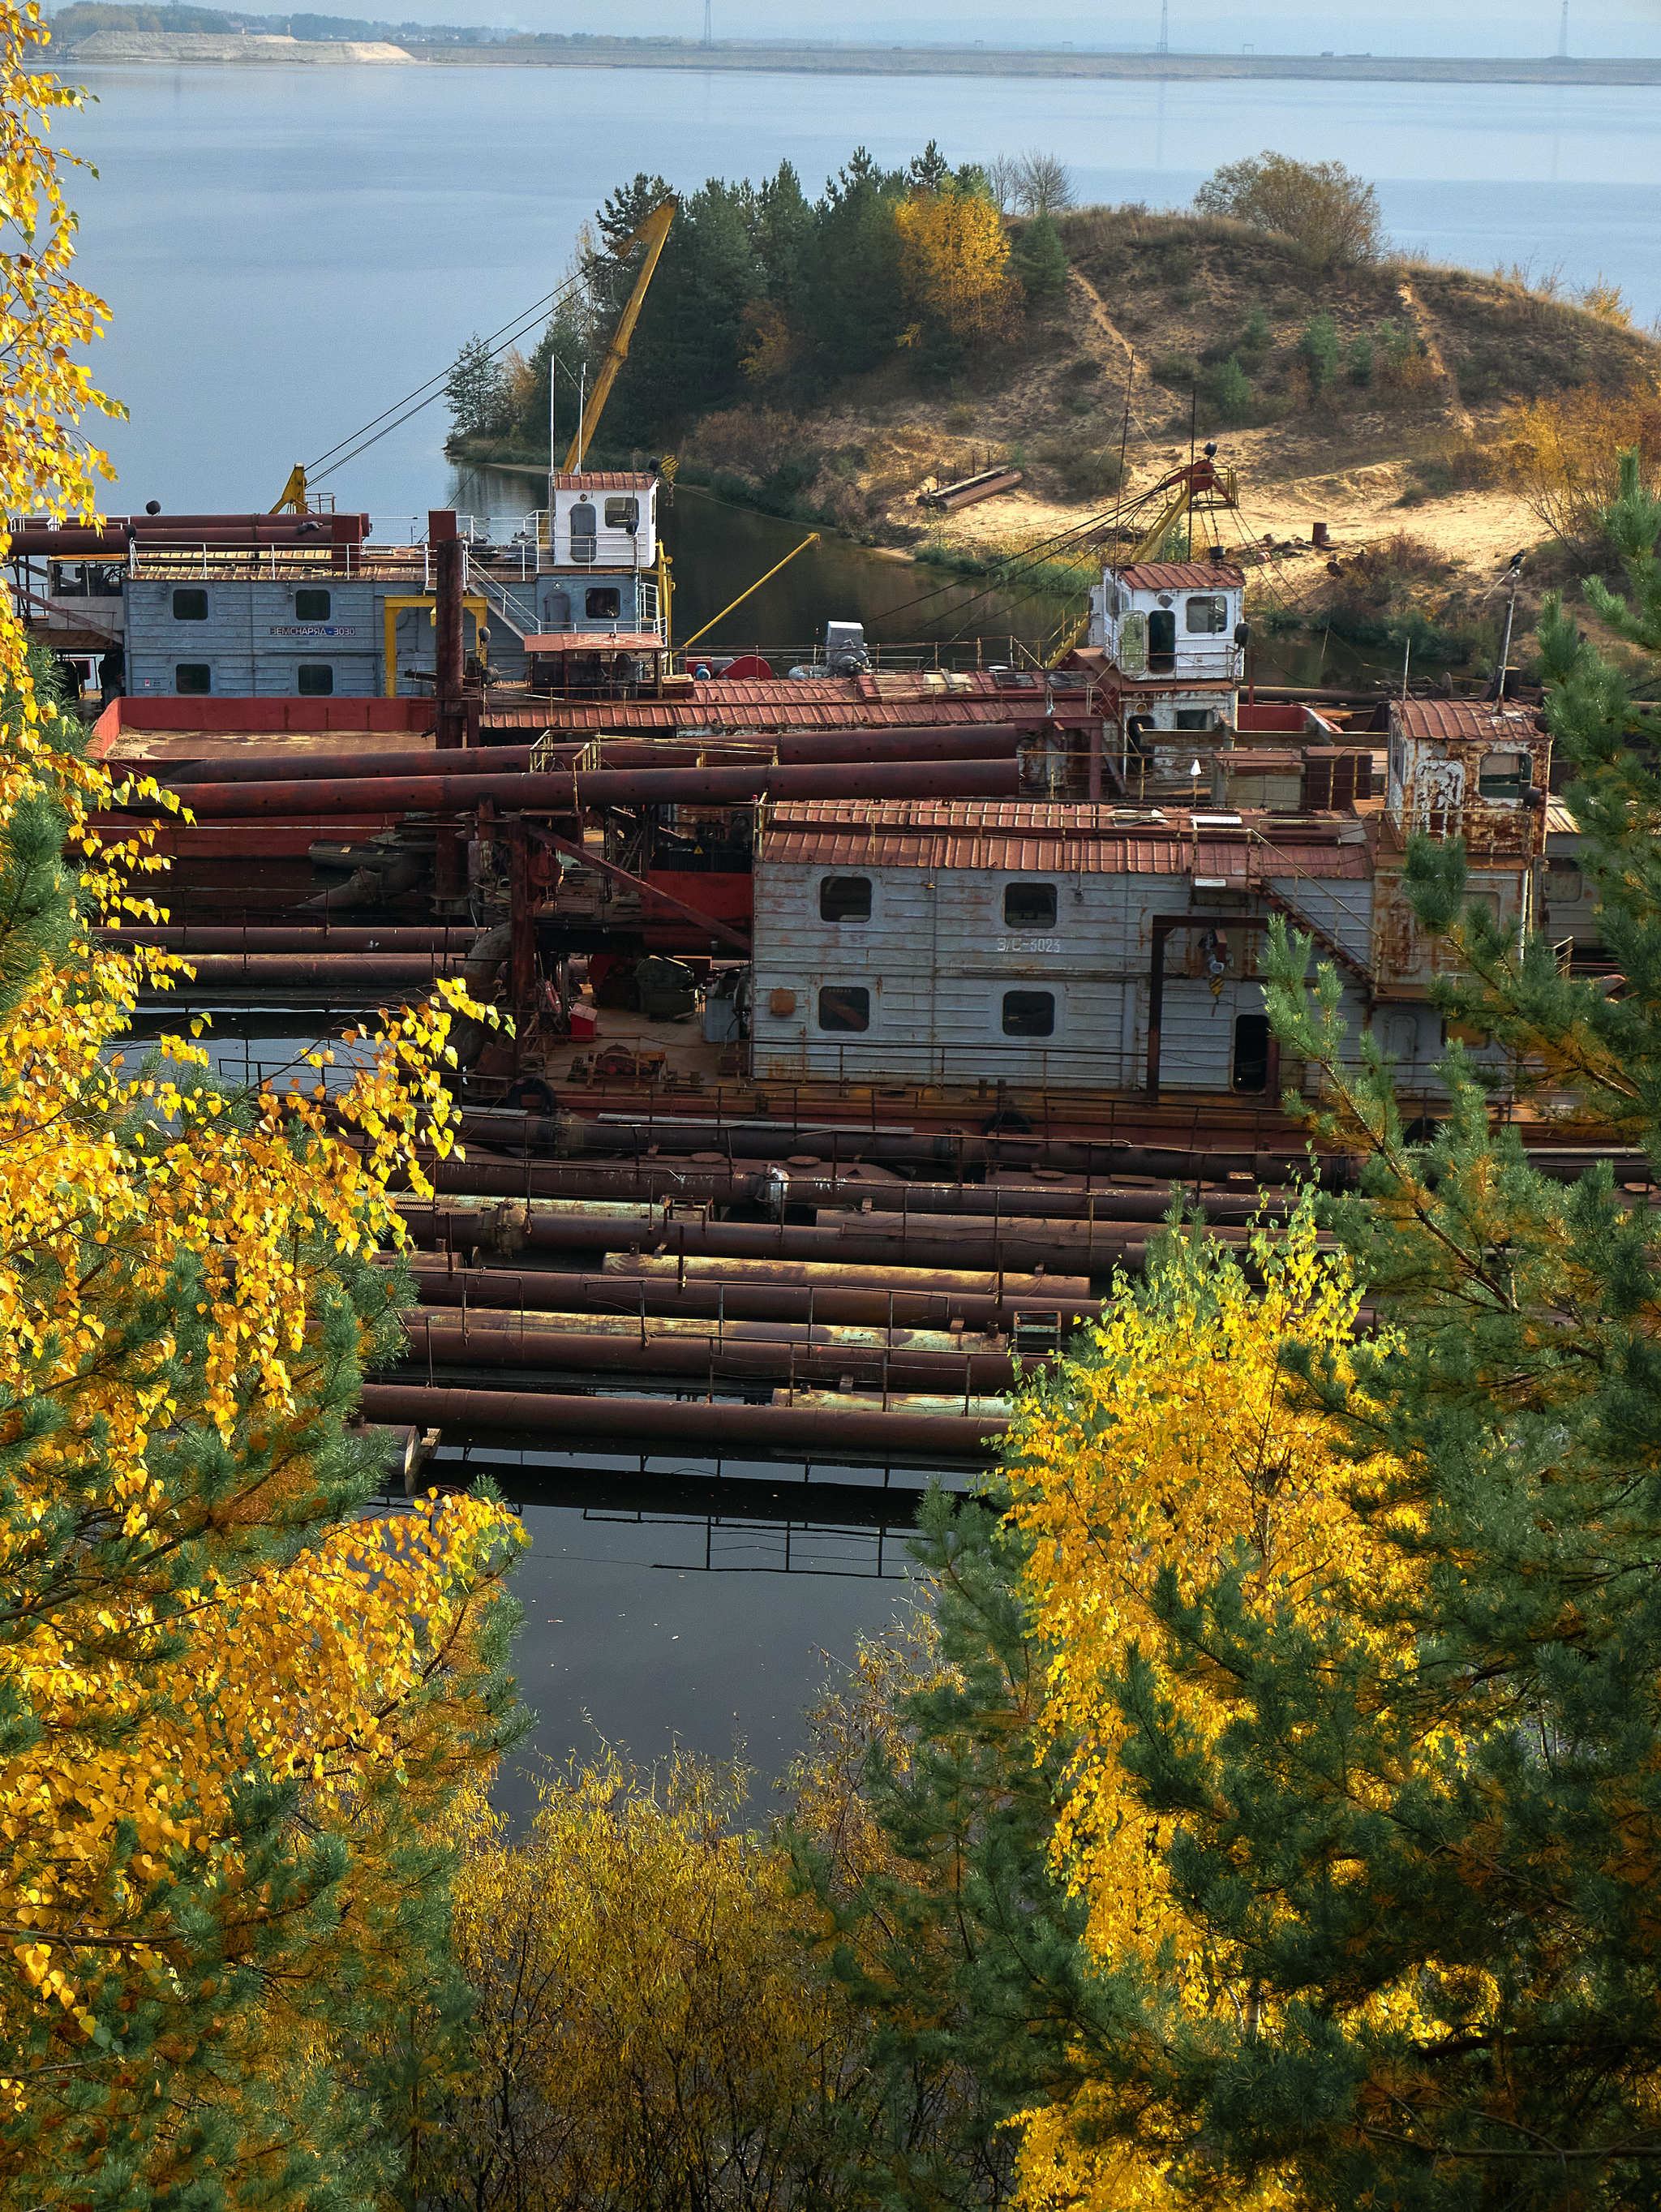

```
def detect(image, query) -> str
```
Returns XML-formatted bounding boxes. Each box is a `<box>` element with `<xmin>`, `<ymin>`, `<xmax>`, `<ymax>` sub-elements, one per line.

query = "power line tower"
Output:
<box><xmin>1157</xmin><ymin>1</ymin><xmax>1170</xmax><ymax>56</ymax></box>
<box><xmin>702</xmin><ymin>0</ymin><xmax>713</xmax><ymax>45</ymax></box>
<box><xmin>1557</xmin><ymin>0</ymin><xmax>1569</xmax><ymax>58</ymax></box>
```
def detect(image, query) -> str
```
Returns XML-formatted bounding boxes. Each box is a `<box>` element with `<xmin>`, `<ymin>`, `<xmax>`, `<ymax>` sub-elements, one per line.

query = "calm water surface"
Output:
<box><xmin>88</xmin><ymin>62</ymin><xmax>1659</xmax><ymax>1779</ymax></box>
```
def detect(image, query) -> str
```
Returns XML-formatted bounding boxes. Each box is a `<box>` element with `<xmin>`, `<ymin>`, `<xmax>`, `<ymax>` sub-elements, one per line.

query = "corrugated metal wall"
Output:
<box><xmin>127</xmin><ymin>578</ymin><xmax>378</xmax><ymax>697</ymax></box>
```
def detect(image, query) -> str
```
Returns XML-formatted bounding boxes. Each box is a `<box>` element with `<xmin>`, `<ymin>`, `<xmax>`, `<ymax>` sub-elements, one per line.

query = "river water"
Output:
<box><xmin>64</xmin><ymin>58</ymin><xmax>1661</xmax><ymax>1791</ymax></box>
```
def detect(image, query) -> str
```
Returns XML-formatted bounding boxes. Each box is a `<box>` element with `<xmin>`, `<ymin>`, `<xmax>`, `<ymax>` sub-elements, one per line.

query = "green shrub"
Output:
<box><xmin>1238</xmin><ymin>304</ymin><xmax>1273</xmax><ymax>363</ymax></box>
<box><xmin>1013</xmin><ymin>211</ymin><xmax>1069</xmax><ymax>299</ymax></box>
<box><xmin>1213</xmin><ymin>354</ymin><xmax>1252</xmax><ymax>423</ymax></box>
<box><xmin>1347</xmin><ymin>334</ymin><xmax>1375</xmax><ymax>385</ymax></box>
<box><xmin>1298</xmin><ymin>312</ymin><xmax>1341</xmax><ymax>392</ymax></box>
<box><xmin>1151</xmin><ymin>350</ymin><xmax>1200</xmax><ymax>388</ymax></box>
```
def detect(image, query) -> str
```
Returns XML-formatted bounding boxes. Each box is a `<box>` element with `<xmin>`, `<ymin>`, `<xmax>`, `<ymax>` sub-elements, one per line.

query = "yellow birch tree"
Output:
<box><xmin>0</xmin><ymin>11</ymin><xmax>526</xmax><ymax>2203</ymax></box>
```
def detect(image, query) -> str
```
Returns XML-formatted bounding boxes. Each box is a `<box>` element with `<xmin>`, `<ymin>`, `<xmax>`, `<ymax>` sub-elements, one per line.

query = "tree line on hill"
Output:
<box><xmin>443</xmin><ymin>144</ymin><xmax>1075</xmax><ymax>462</ymax></box>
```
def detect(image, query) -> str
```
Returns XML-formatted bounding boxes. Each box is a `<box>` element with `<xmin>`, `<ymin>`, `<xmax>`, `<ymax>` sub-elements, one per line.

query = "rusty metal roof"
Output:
<box><xmin>549</xmin><ymin>471</ymin><xmax>655</xmax><ymax>492</ymax></box>
<box><xmin>761</xmin><ymin>799</ymin><xmax>1369</xmax><ymax>879</ymax></box>
<box><xmin>482</xmin><ymin>696</ymin><xmax>1033</xmax><ymax>734</ymax></box>
<box><xmin>1114</xmin><ymin>561</ymin><xmax>1247</xmax><ymax>591</ymax></box>
<box><xmin>1394</xmin><ymin>699</ymin><xmax>1542</xmax><ymax>746</ymax></box>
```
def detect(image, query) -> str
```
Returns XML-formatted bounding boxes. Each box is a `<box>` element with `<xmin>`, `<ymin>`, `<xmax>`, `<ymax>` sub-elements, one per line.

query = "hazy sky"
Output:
<box><xmin>411</xmin><ymin>0</ymin><xmax>1661</xmax><ymax>54</ymax></box>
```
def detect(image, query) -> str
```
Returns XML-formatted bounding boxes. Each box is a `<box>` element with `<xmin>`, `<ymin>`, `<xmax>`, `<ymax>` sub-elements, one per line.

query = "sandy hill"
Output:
<box><xmin>681</xmin><ymin>207</ymin><xmax>1661</xmax><ymax>585</ymax></box>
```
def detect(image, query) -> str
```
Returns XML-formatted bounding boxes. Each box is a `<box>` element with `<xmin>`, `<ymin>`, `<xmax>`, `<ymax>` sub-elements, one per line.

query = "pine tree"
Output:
<box><xmin>1012</xmin><ymin>212</ymin><xmax>1069</xmax><ymax>300</ymax></box>
<box><xmin>1049</xmin><ymin>451</ymin><xmax>1661</xmax><ymax>2208</ymax></box>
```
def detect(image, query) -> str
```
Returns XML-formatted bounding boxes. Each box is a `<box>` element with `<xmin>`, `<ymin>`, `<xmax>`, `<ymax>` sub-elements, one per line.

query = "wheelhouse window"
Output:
<box><xmin>1479</xmin><ymin>750</ymin><xmax>1529</xmax><ymax>797</ymax></box>
<box><xmin>1186</xmin><ymin>594</ymin><xmax>1230</xmax><ymax>633</ymax></box>
<box><xmin>819</xmin><ymin>875</ymin><xmax>872</xmax><ymax>922</ymax></box>
<box><xmin>297</xmin><ymin>664</ymin><xmax>334</xmax><ymax>695</ymax></box>
<box><xmin>604</xmin><ymin>496</ymin><xmax>640</xmax><ymax>530</ymax></box>
<box><xmin>1002</xmin><ymin>990</ymin><xmax>1055</xmax><ymax>1037</ymax></box>
<box><xmin>817</xmin><ymin>986</ymin><xmax>870</xmax><ymax>1033</ymax></box>
<box><xmin>174</xmin><ymin>664</ymin><xmax>211</xmax><ymax>694</ymax></box>
<box><xmin>172</xmin><ymin>588</ymin><xmax>208</xmax><ymax>621</ymax></box>
<box><xmin>1003</xmin><ymin>881</ymin><xmax>1057</xmax><ymax>928</ymax></box>
<box><xmin>586</xmin><ymin>586</ymin><xmax>621</xmax><ymax>621</ymax></box>
<box><xmin>294</xmin><ymin>588</ymin><xmax>331</xmax><ymax>622</ymax></box>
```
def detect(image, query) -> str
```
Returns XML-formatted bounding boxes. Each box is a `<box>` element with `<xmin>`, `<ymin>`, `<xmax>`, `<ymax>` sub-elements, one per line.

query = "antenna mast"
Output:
<box><xmin>1158</xmin><ymin>2</ymin><xmax>1170</xmax><ymax>56</ymax></box>
<box><xmin>702</xmin><ymin>0</ymin><xmax>713</xmax><ymax>46</ymax></box>
<box><xmin>1558</xmin><ymin>0</ymin><xmax>1569</xmax><ymax>57</ymax></box>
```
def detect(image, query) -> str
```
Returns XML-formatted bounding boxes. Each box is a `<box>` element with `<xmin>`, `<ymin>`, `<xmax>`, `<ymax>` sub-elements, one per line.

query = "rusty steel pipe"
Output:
<box><xmin>108</xmin><ymin>926</ymin><xmax>480</xmax><ymax>954</ymax></box>
<box><xmin>399</xmin><ymin>1312</ymin><xmax>1017</xmax><ymax>1390</ymax></box>
<box><xmin>116</xmin><ymin>754</ymin><xmax>1024</xmax><ymax>820</ymax></box>
<box><xmin>147</xmin><ymin>724</ymin><xmax>1025</xmax><ymax>788</ymax></box>
<box><xmin>604</xmin><ymin>1252</ymin><xmax>1093</xmax><ymax>1299</ymax></box>
<box><xmin>403</xmin><ymin>1261</ymin><xmax>1099</xmax><ymax>1333</ymax></box>
<box><xmin>400</xmin><ymin>1200</ymin><xmax>1148</xmax><ymax>1276</ymax></box>
<box><xmin>359</xmin><ymin>1382</ymin><xmax>1008</xmax><ymax>1458</ymax></box>
<box><xmin>417</xmin><ymin>1153</ymin><xmax>1290</xmax><ymax>1224</ymax></box>
<box><xmin>166</xmin><ymin>952</ymin><xmax>470</xmax><ymax>987</ymax></box>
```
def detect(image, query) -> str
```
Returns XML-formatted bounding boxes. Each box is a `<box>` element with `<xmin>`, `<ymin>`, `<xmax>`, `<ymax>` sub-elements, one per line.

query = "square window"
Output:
<box><xmin>1175</xmin><ymin>708</ymin><xmax>1212</xmax><ymax>731</ymax></box>
<box><xmin>294</xmin><ymin>588</ymin><xmax>331</xmax><ymax>622</ymax></box>
<box><xmin>1004</xmin><ymin>882</ymin><xmax>1057</xmax><ymax>928</ymax></box>
<box><xmin>297</xmin><ymin>664</ymin><xmax>334</xmax><ymax>696</ymax></box>
<box><xmin>604</xmin><ymin>496</ymin><xmax>640</xmax><ymax>530</ymax></box>
<box><xmin>819</xmin><ymin>875</ymin><xmax>872</xmax><ymax>922</ymax></box>
<box><xmin>818</xmin><ymin>986</ymin><xmax>870</xmax><ymax>1033</ymax></box>
<box><xmin>1186</xmin><ymin>594</ymin><xmax>1229</xmax><ymax>633</ymax></box>
<box><xmin>586</xmin><ymin>586</ymin><xmax>621</xmax><ymax>621</ymax></box>
<box><xmin>172</xmin><ymin>588</ymin><xmax>208</xmax><ymax>621</ymax></box>
<box><xmin>1002</xmin><ymin>990</ymin><xmax>1055</xmax><ymax>1037</ymax></box>
<box><xmin>174</xmin><ymin>664</ymin><xmax>211</xmax><ymax>694</ymax></box>
<box><xmin>1479</xmin><ymin>750</ymin><xmax>1528</xmax><ymax>797</ymax></box>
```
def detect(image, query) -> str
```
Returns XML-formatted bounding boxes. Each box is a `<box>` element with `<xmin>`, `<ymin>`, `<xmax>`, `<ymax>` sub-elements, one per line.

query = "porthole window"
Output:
<box><xmin>297</xmin><ymin>664</ymin><xmax>334</xmax><ymax>695</ymax></box>
<box><xmin>294</xmin><ymin>588</ymin><xmax>331</xmax><ymax>622</ymax></box>
<box><xmin>1002</xmin><ymin>990</ymin><xmax>1055</xmax><ymax>1037</ymax></box>
<box><xmin>818</xmin><ymin>986</ymin><xmax>870</xmax><ymax>1033</ymax></box>
<box><xmin>1003</xmin><ymin>881</ymin><xmax>1057</xmax><ymax>927</ymax></box>
<box><xmin>172</xmin><ymin>588</ymin><xmax>208</xmax><ymax>621</ymax></box>
<box><xmin>820</xmin><ymin>874</ymin><xmax>872</xmax><ymax>922</ymax></box>
<box><xmin>174</xmin><ymin>663</ymin><xmax>211</xmax><ymax>694</ymax></box>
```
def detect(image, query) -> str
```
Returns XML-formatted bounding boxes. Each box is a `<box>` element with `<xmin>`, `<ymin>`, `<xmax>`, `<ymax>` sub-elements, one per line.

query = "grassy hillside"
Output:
<box><xmin>669</xmin><ymin>208</ymin><xmax>1658</xmax><ymax>560</ymax></box>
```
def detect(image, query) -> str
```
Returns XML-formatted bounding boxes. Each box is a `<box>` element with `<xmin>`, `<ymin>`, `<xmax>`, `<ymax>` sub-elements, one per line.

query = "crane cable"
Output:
<box><xmin>303</xmin><ymin>268</ymin><xmax>593</xmax><ymax>485</ymax></box>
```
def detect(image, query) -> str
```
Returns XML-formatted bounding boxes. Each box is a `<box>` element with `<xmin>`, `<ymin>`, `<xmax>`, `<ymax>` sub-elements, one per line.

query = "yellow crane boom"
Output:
<box><xmin>564</xmin><ymin>196</ymin><xmax>677</xmax><ymax>471</ymax></box>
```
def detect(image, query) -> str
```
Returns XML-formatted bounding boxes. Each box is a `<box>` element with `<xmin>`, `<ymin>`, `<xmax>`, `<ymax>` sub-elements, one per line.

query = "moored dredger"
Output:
<box><xmin>11</xmin><ymin>492</ymin><xmax>1612</xmax><ymax>1471</ymax></box>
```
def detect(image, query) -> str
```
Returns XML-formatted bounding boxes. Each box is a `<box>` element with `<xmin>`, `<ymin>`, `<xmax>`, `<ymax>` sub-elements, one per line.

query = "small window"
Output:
<box><xmin>1002</xmin><ymin>990</ymin><xmax>1055</xmax><ymax>1037</ymax></box>
<box><xmin>1233</xmin><ymin>1012</ymin><xmax>1272</xmax><ymax>1093</ymax></box>
<box><xmin>820</xmin><ymin>874</ymin><xmax>872</xmax><ymax>922</ymax></box>
<box><xmin>1175</xmin><ymin>708</ymin><xmax>1212</xmax><ymax>731</ymax></box>
<box><xmin>294</xmin><ymin>587</ymin><xmax>331</xmax><ymax>622</ymax></box>
<box><xmin>1479</xmin><ymin>750</ymin><xmax>1528</xmax><ymax>796</ymax></box>
<box><xmin>1186</xmin><ymin>594</ymin><xmax>1229</xmax><ymax>633</ymax></box>
<box><xmin>172</xmin><ymin>588</ymin><xmax>208</xmax><ymax>621</ymax></box>
<box><xmin>174</xmin><ymin>663</ymin><xmax>211</xmax><ymax>694</ymax></box>
<box><xmin>818</xmin><ymin>986</ymin><xmax>869</xmax><ymax>1033</ymax></box>
<box><xmin>586</xmin><ymin>586</ymin><xmax>621</xmax><ymax>621</ymax></box>
<box><xmin>297</xmin><ymin>664</ymin><xmax>334</xmax><ymax>695</ymax></box>
<box><xmin>1547</xmin><ymin>858</ymin><xmax>1584</xmax><ymax>903</ymax></box>
<box><xmin>604</xmin><ymin>496</ymin><xmax>640</xmax><ymax>530</ymax></box>
<box><xmin>1004</xmin><ymin>881</ymin><xmax>1057</xmax><ymax>928</ymax></box>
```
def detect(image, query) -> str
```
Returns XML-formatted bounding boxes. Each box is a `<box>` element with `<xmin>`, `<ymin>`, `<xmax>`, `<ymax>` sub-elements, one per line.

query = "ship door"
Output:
<box><xmin>1148</xmin><ymin>608</ymin><xmax>1177</xmax><ymax>672</ymax></box>
<box><xmin>569</xmin><ymin>502</ymin><xmax>598</xmax><ymax>563</ymax></box>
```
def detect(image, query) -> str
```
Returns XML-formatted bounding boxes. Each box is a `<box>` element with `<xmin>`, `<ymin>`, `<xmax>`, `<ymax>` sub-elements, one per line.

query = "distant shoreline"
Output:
<box><xmin>51</xmin><ymin>36</ymin><xmax>1661</xmax><ymax>86</ymax></box>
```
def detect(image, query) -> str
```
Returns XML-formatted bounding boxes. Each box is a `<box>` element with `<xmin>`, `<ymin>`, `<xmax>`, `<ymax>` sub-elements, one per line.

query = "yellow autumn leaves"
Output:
<box><xmin>1001</xmin><ymin>1208</ymin><xmax>1427</xmax><ymax>2212</ymax></box>
<box><xmin>0</xmin><ymin>7</ymin><xmax>525</xmax><ymax>2187</ymax></box>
